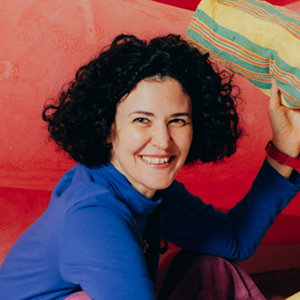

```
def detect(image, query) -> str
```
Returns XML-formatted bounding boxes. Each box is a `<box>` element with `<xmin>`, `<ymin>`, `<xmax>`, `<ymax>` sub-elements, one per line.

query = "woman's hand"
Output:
<box><xmin>267</xmin><ymin>78</ymin><xmax>300</xmax><ymax>178</ymax></box>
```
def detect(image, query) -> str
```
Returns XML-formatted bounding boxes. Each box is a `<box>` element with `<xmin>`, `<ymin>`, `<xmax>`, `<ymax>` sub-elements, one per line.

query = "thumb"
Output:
<box><xmin>268</xmin><ymin>78</ymin><xmax>281</xmax><ymax>112</ymax></box>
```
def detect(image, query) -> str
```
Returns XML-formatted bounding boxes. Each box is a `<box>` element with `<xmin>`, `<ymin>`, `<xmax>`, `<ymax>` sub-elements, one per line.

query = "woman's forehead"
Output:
<box><xmin>116</xmin><ymin>77</ymin><xmax>191</xmax><ymax>116</ymax></box>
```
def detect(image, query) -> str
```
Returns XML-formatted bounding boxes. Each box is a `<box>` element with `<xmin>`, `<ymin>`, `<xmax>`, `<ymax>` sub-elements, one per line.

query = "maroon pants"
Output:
<box><xmin>65</xmin><ymin>250</ymin><xmax>266</xmax><ymax>300</ymax></box>
<box><xmin>156</xmin><ymin>250</ymin><xmax>266</xmax><ymax>300</ymax></box>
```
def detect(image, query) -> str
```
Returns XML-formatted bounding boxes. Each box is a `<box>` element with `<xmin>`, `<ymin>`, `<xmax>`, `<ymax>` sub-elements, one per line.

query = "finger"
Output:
<box><xmin>269</xmin><ymin>78</ymin><xmax>281</xmax><ymax>111</ymax></box>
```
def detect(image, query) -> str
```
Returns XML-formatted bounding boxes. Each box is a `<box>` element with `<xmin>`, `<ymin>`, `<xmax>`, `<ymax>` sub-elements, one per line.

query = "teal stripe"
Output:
<box><xmin>209</xmin><ymin>54</ymin><xmax>272</xmax><ymax>89</ymax></box>
<box><xmin>270</xmin><ymin>53</ymin><xmax>300</xmax><ymax>91</ymax></box>
<box><xmin>191</xmin><ymin>11</ymin><xmax>269</xmax><ymax>65</ymax></box>
<box><xmin>188</xmin><ymin>26</ymin><xmax>272</xmax><ymax>89</ymax></box>
<box><xmin>187</xmin><ymin>9</ymin><xmax>300</xmax><ymax>99</ymax></box>
<box><xmin>189</xmin><ymin>20</ymin><xmax>268</xmax><ymax>66</ymax></box>
<box><xmin>219</xmin><ymin>0</ymin><xmax>300</xmax><ymax>36</ymax></box>
<box><xmin>281</xmin><ymin>89</ymin><xmax>300</xmax><ymax>108</ymax></box>
<box><xmin>190</xmin><ymin>13</ymin><xmax>272</xmax><ymax>68</ymax></box>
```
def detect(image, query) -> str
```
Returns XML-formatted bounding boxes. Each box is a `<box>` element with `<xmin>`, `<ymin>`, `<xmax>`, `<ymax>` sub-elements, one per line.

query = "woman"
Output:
<box><xmin>0</xmin><ymin>34</ymin><xmax>300</xmax><ymax>300</ymax></box>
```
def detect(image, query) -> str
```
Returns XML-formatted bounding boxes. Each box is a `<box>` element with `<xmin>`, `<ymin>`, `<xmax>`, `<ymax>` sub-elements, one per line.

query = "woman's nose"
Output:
<box><xmin>150</xmin><ymin>125</ymin><xmax>173</xmax><ymax>149</ymax></box>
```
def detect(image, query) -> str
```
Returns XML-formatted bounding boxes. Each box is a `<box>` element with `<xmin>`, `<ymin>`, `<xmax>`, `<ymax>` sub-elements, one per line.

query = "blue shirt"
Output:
<box><xmin>0</xmin><ymin>160</ymin><xmax>299</xmax><ymax>299</ymax></box>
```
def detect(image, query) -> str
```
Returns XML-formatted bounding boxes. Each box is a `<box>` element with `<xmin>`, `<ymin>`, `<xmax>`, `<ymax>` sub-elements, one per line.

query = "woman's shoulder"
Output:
<box><xmin>50</xmin><ymin>164</ymin><xmax>132</xmax><ymax>219</ymax></box>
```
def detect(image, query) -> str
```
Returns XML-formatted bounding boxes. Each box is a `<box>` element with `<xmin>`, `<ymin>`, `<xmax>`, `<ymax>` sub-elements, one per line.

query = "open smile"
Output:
<box><xmin>140</xmin><ymin>155</ymin><xmax>174</xmax><ymax>165</ymax></box>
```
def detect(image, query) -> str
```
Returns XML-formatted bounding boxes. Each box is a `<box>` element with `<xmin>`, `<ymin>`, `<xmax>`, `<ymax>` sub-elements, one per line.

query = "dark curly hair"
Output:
<box><xmin>43</xmin><ymin>34</ymin><xmax>242</xmax><ymax>168</ymax></box>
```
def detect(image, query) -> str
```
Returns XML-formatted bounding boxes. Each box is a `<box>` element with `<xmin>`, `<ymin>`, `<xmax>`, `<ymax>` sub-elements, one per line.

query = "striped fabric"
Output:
<box><xmin>187</xmin><ymin>0</ymin><xmax>300</xmax><ymax>108</ymax></box>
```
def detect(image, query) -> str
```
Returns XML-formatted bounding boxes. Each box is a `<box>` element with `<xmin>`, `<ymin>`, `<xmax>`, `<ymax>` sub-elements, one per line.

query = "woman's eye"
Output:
<box><xmin>170</xmin><ymin>119</ymin><xmax>187</xmax><ymax>126</ymax></box>
<box><xmin>133</xmin><ymin>118</ymin><xmax>150</xmax><ymax>124</ymax></box>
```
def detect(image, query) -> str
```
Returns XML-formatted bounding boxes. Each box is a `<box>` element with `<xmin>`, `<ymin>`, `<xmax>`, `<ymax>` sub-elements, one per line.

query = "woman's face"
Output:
<box><xmin>109</xmin><ymin>77</ymin><xmax>193</xmax><ymax>199</ymax></box>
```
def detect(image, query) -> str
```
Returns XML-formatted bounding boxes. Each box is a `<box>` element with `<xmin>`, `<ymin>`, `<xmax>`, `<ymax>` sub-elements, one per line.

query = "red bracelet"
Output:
<box><xmin>265</xmin><ymin>141</ymin><xmax>300</xmax><ymax>168</ymax></box>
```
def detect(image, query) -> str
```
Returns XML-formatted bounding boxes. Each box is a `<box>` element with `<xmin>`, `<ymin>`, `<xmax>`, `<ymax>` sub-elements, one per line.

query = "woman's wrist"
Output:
<box><xmin>271</xmin><ymin>137</ymin><xmax>300</xmax><ymax>158</ymax></box>
<box><xmin>266</xmin><ymin>140</ymin><xmax>300</xmax><ymax>179</ymax></box>
<box><xmin>266</xmin><ymin>155</ymin><xmax>294</xmax><ymax>179</ymax></box>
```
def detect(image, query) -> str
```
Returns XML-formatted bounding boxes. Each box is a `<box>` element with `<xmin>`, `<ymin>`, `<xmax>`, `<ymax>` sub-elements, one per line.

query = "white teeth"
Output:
<box><xmin>141</xmin><ymin>156</ymin><xmax>171</xmax><ymax>164</ymax></box>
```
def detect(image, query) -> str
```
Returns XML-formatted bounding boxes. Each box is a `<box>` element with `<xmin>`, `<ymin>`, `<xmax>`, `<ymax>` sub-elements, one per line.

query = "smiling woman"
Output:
<box><xmin>109</xmin><ymin>77</ymin><xmax>193</xmax><ymax>199</ymax></box>
<box><xmin>42</xmin><ymin>34</ymin><xmax>241</xmax><ymax>169</ymax></box>
<box><xmin>1</xmin><ymin>34</ymin><xmax>300</xmax><ymax>300</ymax></box>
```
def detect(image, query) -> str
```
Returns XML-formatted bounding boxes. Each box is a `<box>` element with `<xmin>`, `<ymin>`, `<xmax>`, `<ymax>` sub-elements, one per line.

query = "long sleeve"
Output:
<box><xmin>59</xmin><ymin>192</ymin><xmax>156</xmax><ymax>300</ymax></box>
<box><xmin>0</xmin><ymin>163</ymin><xmax>162</xmax><ymax>300</ymax></box>
<box><xmin>1</xmin><ymin>160</ymin><xmax>299</xmax><ymax>300</ymax></box>
<box><xmin>161</xmin><ymin>159</ymin><xmax>300</xmax><ymax>260</ymax></box>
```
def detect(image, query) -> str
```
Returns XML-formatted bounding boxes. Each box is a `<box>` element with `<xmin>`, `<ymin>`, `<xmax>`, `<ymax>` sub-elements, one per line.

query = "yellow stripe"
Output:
<box><xmin>270</xmin><ymin>61</ymin><xmax>300</xmax><ymax>88</ymax></box>
<box><xmin>189</xmin><ymin>37</ymin><xmax>271</xmax><ymax>82</ymax></box>
<box><xmin>190</xmin><ymin>20</ymin><xmax>269</xmax><ymax>67</ymax></box>
<box><xmin>198</xmin><ymin>0</ymin><xmax>300</xmax><ymax>68</ymax></box>
<box><xmin>217</xmin><ymin>0</ymin><xmax>300</xmax><ymax>38</ymax></box>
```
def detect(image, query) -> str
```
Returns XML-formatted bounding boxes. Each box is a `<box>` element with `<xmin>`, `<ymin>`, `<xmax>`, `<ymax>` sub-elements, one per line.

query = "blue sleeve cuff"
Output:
<box><xmin>249</xmin><ymin>158</ymin><xmax>300</xmax><ymax>214</ymax></box>
<box><xmin>260</xmin><ymin>158</ymin><xmax>300</xmax><ymax>187</ymax></box>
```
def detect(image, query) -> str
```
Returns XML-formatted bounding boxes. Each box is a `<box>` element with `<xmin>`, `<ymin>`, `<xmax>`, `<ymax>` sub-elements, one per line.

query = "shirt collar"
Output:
<box><xmin>91</xmin><ymin>163</ymin><xmax>162</xmax><ymax>217</ymax></box>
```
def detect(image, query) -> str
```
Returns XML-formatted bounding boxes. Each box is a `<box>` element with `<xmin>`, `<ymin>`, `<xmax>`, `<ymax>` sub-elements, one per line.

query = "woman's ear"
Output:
<box><xmin>106</xmin><ymin>124</ymin><xmax>114</xmax><ymax>148</ymax></box>
<box><xmin>107</xmin><ymin>122</ymin><xmax>116</xmax><ymax>145</ymax></box>
<box><xmin>106</xmin><ymin>135</ymin><xmax>112</xmax><ymax>144</ymax></box>
<box><xmin>106</xmin><ymin>135</ymin><xmax>112</xmax><ymax>148</ymax></box>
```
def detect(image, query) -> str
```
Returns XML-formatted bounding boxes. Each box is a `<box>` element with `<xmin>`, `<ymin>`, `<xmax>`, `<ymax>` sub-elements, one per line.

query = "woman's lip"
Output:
<box><xmin>139</xmin><ymin>155</ymin><xmax>175</xmax><ymax>166</ymax></box>
<box><xmin>139</xmin><ymin>154</ymin><xmax>173</xmax><ymax>158</ymax></box>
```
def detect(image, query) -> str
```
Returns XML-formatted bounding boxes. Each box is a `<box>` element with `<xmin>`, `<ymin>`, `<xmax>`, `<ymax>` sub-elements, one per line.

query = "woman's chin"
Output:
<box><xmin>144</xmin><ymin>178</ymin><xmax>174</xmax><ymax>193</ymax></box>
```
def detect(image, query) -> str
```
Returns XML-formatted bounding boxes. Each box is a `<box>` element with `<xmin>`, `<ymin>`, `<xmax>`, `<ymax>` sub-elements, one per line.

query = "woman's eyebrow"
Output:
<box><xmin>171</xmin><ymin>112</ymin><xmax>192</xmax><ymax>119</ymax></box>
<box><xmin>128</xmin><ymin>111</ymin><xmax>192</xmax><ymax>119</ymax></box>
<box><xmin>128</xmin><ymin>111</ymin><xmax>154</xmax><ymax>117</ymax></box>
